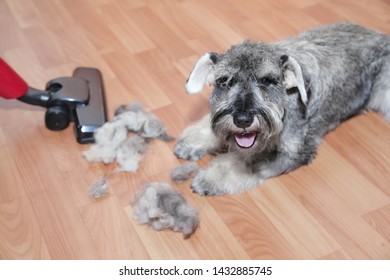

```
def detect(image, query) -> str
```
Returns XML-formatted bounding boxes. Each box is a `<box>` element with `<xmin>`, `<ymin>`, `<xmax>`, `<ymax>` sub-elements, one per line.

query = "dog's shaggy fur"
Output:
<box><xmin>174</xmin><ymin>22</ymin><xmax>390</xmax><ymax>196</ymax></box>
<box><xmin>132</xmin><ymin>182</ymin><xmax>199</xmax><ymax>238</ymax></box>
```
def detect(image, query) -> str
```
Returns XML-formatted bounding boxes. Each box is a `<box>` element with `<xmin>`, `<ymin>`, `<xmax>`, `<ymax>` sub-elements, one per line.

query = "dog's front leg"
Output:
<box><xmin>190</xmin><ymin>149</ymin><xmax>310</xmax><ymax>196</ymax></box>
<box><xmin>174</xmin><ymin>114</ymin><xmax>220</xmax><ymax>160</ymax></box>
<box><xmin>190</xmin><ymin>153</ymin><xmax>263</xmax><ymax>195</ymax></box>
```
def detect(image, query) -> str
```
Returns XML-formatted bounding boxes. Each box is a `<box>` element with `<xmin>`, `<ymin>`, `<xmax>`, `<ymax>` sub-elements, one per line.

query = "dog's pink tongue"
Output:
<box><xmin>235</xmin><ymin>133</ymin><xmax>256</xmax><ymax>148</ymax></box>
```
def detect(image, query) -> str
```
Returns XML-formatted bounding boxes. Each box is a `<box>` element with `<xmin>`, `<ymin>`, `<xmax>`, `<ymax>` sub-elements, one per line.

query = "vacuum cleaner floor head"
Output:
<box><xmin>72</xmin><ymin>67</ymin><xmax>108</xmax><ymax>144</ymax></box>
<box><xmin>21</xmin><ymin>67</ymin><xmax>108</xmax><ymax>144</ymax></box>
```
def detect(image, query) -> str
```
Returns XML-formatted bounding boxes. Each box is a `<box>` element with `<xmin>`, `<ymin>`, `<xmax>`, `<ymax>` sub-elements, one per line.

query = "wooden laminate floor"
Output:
<box><xmin>0</xmin><ymin>0</ymin><xmax>390</xmax><ymax>259</ymax></box>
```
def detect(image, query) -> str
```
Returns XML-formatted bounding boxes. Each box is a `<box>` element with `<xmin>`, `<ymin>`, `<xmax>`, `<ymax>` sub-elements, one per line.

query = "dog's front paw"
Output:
<box><xmin>173</xmin><ymin>140</ymin><xmax>208</xmax><ymax>161</ymax></box>
<box><xmin>190</xmin><ymin>171</ymin><xmax>224</xmax><ymax>196</ymax></box>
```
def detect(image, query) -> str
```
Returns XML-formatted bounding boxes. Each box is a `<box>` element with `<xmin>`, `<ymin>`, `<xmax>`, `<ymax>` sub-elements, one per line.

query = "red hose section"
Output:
<box><xmin>0</xmin><ymin>58</ymin><xmax>29</xmax><ymax>99</ymax></box>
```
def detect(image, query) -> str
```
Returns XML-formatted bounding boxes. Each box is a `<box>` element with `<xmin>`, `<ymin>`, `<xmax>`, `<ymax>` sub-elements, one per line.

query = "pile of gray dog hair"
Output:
<box><xmin>83</xmin><ymin>103</ymin><xmax>200</xmax><ymax>238</ymax></box>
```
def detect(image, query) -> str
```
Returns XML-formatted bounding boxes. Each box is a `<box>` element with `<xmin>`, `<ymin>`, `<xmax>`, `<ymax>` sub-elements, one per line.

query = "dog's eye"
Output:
<box><xmin>259</xmin><ymin>76</ymin><xmax>277</xmax><ymax>86</ymax></box>
<box><xmin>216</xmin><ymin>76</ymin><xmax>236</xmax><ymax>89</ymax></box>
<box><xmin>216</xmin><ymin>76</ymin><xmax>228</xmax><ymax>86</ymax></box>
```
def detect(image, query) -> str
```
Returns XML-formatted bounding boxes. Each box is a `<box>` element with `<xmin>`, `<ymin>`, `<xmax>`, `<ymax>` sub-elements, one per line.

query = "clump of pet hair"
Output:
<box><xmin>83</xmin><ymin>102</ymin><xmax>174</xmax><ymax>199</ymax></box>
<box><xmin>114</xmin><ymin>102</ymin><xmax>143</xmax><ymax>115</ymax></box>
<box><xmin>116</xmin><ymin>135</ymin><xmax>149</xmax><ymax>173</ymax></box>
<box><xmin>83</xmin><ymin>102</ymin><xmax>173</xmax><ymax>166</ymax></box>
<box><xmin>88</xmin><ymin>177</ymin><xmax>109</xmax><ymax>199</ymax></box>
<box><xmin>114</xmin><ymin>103</ymin><xmax>174</xmax><ymax>141</ymax></box>
<box><xmin>83</xmin><ymin>121</ymin><xmax>128</xmax><ymax>164</ymax></box>
<box><xmin>170</xmin><ymin>162</ymin><xmax>200</xmax><ymax>183</ymax></box>
<box><xmin>114</xmin><ymin>111</ymin><xmax>147</xmax><ymax>132</ymax></box>
<box><xmin>143</xmin><ymin>114</ymin><xmax>172</xmax><ymax>140</ymax></box>
<box><xmin>86</xmin><ymin>135</ymin><xmax>149</xmax><ymax>199</ymax></box>
<box><xmin>132</xmin><ymin>182</ymin><xmax>199</xmax><ymax>238</ymax></box>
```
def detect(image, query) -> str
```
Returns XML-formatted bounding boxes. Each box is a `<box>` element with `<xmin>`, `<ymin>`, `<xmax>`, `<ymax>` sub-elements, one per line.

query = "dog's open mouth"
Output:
<box><xmin>234</xmin><ymin>132</ymin><xmax>257</xmax><ymax>148</ymax></box>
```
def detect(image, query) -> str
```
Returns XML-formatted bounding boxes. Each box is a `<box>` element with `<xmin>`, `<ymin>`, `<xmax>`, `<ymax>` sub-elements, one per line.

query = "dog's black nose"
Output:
<box><xmin>233</xmin><ymin>112</ymin><xmax>254</xmax><ymax>128</ymax></box>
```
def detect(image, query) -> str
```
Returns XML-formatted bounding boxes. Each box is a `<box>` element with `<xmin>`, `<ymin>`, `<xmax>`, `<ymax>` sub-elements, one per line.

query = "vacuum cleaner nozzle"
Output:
<box><xmin>19</xmin><ymin>68</ymin><xmax>108</xmax><ymax>144</ymax></box>
<box><xmin>71</xmin><ymin>67</ymin><xmax>108</xmax><ymax>144</ymax></box>
<box><xmin>0</xmin><ymin>59</ymin><xmax>108</xmax><ymax>144</ymax></box>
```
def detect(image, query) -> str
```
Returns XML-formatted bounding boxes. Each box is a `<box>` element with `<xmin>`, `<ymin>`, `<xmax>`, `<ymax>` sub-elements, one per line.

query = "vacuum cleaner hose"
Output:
<box><xmin>0</xmin><ymin>58</ymin><xmax>29</xmax><ymax>99</ymax></box>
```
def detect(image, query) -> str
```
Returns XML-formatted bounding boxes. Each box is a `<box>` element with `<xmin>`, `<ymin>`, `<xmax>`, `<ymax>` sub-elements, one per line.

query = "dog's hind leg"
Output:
<box><xmin>174</xmin><ymin>114</ymin><xmax>221</xmax><ymax>160</ymax></box>
<box><xmin>367</xmin><ymin>56</ymin><xmax>390</xmax><ymax>121</ymax></box>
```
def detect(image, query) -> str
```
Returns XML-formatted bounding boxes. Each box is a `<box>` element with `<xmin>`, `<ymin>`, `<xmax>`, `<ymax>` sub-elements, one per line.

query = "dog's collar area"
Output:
<box><xmin>234</xmin><ymin>132</ymin><xmax>257</xmax><ymax>148</ymax></box>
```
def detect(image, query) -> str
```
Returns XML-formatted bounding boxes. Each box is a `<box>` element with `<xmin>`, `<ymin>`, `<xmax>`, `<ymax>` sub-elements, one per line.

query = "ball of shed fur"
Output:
<box><xmin>170</xmin><ymin>162</ymin><xmax>200</xmax><ymax>183</ymax></box>
<box><xmin>88</xmin><ymin>177</ymin><xmax>109</xmax><ymax>199</ymax></box>
<box><xmin>114</xmin><ymin>111</ymin><xmax>147</xmax><ymax>132</ymax></box>
<box><xmin>114</xmin><ymin>102</ymin><xmax>143</xmax><ymax>115</ymax></box>
<box><xmin>94</xmin><ymin>121</ymin><xmax>128</xmax><ymax>147</ymax></box>
<box><xmin>82</xmin><ymin>144</ymin><xmax>117</xmax><ymax>164</ymax></box>
<box><xmin>114</xmin><ymin>103</ymin><xmax>174</xmax><ymax>141</ymax></box>
<box><xmin>116</xmin><ymin>135</ymin><xmax>148</xmax><ymax>173</ymax></box>
<box><xmin>83</xmin><ymin>102</ymin><xmax>173</xmax><ymax>166</ymax></box>
<box><xmin>83</xmin><ymin>121</ymin><xmax>128</xmax><ymax>164</ymax></box>
<box><xmin>132</xmin><ymin>182</ymin><xmax>199</xmax><ymax>238</ymax></box>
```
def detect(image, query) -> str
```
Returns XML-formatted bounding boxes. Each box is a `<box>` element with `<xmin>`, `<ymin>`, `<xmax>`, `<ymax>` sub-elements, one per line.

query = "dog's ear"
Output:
<box><xmin>281</xmin><ymin>55</ymin><xmax>308</xmax><ymax>105</ymax></box>
<box><xmin>185</xmin><ymin>52</ymin><xmax>218</xmax><ymax>94</ymax></box>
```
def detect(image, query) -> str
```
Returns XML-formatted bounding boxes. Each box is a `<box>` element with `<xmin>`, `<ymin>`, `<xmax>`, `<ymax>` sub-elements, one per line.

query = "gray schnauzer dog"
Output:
<box><xmin>174</xmin><ymin>22</ymin><xmax>390</xmax><ymax>196</ymax></box>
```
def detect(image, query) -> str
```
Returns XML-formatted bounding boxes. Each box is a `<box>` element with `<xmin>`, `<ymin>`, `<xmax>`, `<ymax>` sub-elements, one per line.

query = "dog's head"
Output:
<box><xmin>185</xmin><ymin>41</ymin><xmax>307</xmax><ymax>153</ymax></box>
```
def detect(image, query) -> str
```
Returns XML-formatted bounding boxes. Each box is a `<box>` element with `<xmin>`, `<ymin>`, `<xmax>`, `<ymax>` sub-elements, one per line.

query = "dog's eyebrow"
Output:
<box><xmin>257</xmin><ymin>70</ymin><xmax>280</xmax><ymax>79</ymax></box>
<box><xmin>215</xmin><ymin>68</ymin><xmax>236</xmax><ymax>78</ymax></box>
